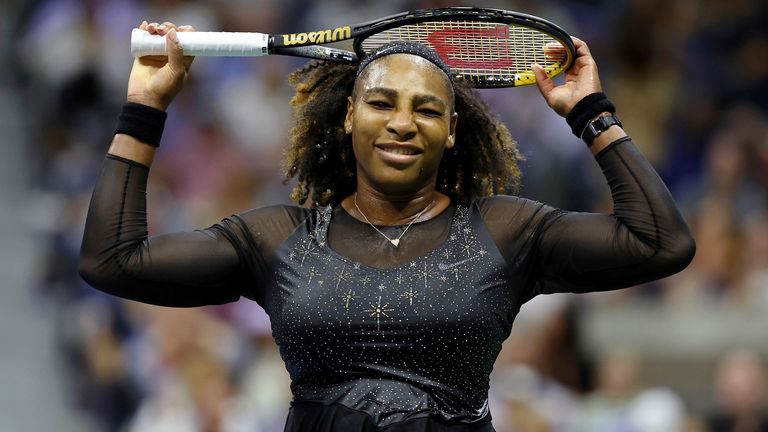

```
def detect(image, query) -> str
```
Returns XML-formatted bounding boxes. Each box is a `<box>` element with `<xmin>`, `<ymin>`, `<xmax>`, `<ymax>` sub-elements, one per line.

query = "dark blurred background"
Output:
<box><xmin>1</xmin><ymin>0</ymin><xmax>767</xmax><ymax>431</ymax></box>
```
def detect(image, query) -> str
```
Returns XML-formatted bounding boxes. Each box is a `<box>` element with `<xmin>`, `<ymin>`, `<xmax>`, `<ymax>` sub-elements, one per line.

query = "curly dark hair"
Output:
<box><xmin>283</xmin><ymin>60</ymin><xmax>522</xmax><ymax>206</ymax></box>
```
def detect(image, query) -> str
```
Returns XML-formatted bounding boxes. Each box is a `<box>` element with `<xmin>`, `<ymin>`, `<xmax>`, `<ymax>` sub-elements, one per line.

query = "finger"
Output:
<box><xmin>543</xmin><ymin>42</ymin><xmax>566</xmax><ymax>61</ymax></box>
<box><xmin>531</xmin><ymin>63</ymin><xmax>555</xmax><ymax>98</ymax></box>
<box><xmin>158</xmin><ymin>21</ymin><xmax>180</xmax><ymax>36</ymax></box>
<box><xmin>139</xmin><ymin>20</ymin><xmax>148</xmax><ymax>31</ymax></box>
<box><xmin>147</xmin><ymin>22</ymin><xmax>160</xmax><ymax>34</ymax></box>
<box><xmin>155</xmin><ymin>23</ymin><xmax>171</xmax><ymax>36</ymax></box>
<box><xmin>571</xmin><ymin>36</ymin><xmax>592</xmax><ymax>58</ymax></box>
<box><xmin>175</xmin><ymin>26</ymin><xmax>196</xmax><ymax>69</ymax></box>
<box><xmin>166</xmin><ymin>28</ymin><xmax>185</xmax><ymax>73</ymax></box>
<box><xmin>566</xmin><ymin>37</ymin><xmax>598</xmax><ymax>76</ymax></box>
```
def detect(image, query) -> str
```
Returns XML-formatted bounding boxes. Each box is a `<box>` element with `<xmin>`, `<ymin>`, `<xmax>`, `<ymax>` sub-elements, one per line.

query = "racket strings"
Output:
<box><xmin>360</xmin><ymin>20</ymin><xmax>568</xmax><ymax>86</ymax></box>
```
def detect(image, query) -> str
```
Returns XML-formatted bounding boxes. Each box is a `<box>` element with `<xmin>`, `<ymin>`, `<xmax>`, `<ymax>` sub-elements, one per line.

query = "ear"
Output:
<box><xmin>344</xmin><ymin>96</ymin><xmax>354</xmax><ymax>134</ymax></box>
<box><xmin>446</xmin><ymin>112</ymin><xmax>458</xmax><ymax>149</ymax></box>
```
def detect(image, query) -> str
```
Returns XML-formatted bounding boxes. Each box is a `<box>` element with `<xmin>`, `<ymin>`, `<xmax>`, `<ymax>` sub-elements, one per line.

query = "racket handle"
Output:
<box><xmin>131</xmin><ymin>29</ymin><xmax>270</xmax><ymax>57</ymax></box>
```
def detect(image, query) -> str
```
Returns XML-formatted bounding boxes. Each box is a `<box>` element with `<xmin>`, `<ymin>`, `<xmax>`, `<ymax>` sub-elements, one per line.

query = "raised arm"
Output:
<box><xmin>520</xmin><ymin>38</ymin><xmax>694</xmax><ymax>296</ymax></box>
<box><xmin>109</xmin><ymin>21</ymin><xmax>195</xmax><ymax>167</ymax></box>
<box><xmin>524</xmin><ymin>137</ymin><xmax>696</xmax><ymax>296</ymax></box>
<box><xmin>79</xmin><ymin>22</ymin><xmax>245</xmax><ymax>307</ymax></box>
<box><xmin>79</xmin><ymin>156</ymin><xmax>249</xmax><ymax>306</ymax></box>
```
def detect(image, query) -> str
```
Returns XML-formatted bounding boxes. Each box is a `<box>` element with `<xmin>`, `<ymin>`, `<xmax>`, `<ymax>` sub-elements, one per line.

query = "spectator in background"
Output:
<box><xmin>664</xmin><ymin>105</ymin><xmax>767</xmax><ymax>308</ymax></box>
<box><xmin>489</xmin><ymin>295</ymin><xmax>582</xmax><ymax>432</ymax></box>
<box><xmin>572</xmin><ymin>348</ymin><xmax>641</xmax><ymax>431</ymax></box>
<box><xmin>708</xmin><ymin>348</ymin><xmax>768</xmax><ymax>432</ymax></box>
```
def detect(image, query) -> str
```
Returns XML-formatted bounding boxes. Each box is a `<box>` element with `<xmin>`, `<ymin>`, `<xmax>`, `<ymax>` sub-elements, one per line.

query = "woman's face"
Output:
<box><xmin>345</xmin><ymin>54</ymin><xmax>457</xmax><ymax>196</ymax></box>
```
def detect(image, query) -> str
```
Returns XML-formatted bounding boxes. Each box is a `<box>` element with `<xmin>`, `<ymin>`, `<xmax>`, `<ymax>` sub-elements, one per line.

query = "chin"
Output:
<box><xmin>371</xmin><ymin>172</ymin><xmax>436</xmax><ymax>196</ymax></box>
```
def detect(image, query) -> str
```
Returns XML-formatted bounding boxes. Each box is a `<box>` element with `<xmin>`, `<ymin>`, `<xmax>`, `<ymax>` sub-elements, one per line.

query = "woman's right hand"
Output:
<box><xmin>126</xmin><ymin>21</ymin><xmax>196</xmax><ymax>111</ymax></box>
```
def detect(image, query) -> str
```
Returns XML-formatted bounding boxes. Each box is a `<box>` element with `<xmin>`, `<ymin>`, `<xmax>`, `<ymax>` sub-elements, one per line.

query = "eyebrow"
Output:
<box><xmin>363</xmin><ymin>87</ymin><xmax>448</xmax><ymax>111</ymax></box>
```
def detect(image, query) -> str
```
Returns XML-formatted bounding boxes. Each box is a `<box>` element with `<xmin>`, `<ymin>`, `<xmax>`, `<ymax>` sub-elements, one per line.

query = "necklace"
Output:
<box><xmin>353</xmin><ymin>193</ymin><xmax>433</xmax><ymax>247</ymax></box>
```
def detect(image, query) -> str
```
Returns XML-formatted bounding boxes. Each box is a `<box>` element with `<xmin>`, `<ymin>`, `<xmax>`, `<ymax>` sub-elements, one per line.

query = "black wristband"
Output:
<box><xmin>565</xmin><ymin>92</ymin><xmax>616</xmax><ymax>138</ymax></box>
<box><xmin>114</xmin><ymin>102</ymin><xmax>167</xmax><ymax>147</ymax></box>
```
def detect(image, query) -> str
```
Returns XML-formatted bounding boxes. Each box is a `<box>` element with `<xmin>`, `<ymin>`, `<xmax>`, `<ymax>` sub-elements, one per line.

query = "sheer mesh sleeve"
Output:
<box><xmin>479</xmin><ymin>138</ymin><xmax>696</xmax><ymax>302</ymax></box>
<box><xmin>78</xmin><ymin>155</ymin><xmax>307</xmax><ymax>307</ymax></box>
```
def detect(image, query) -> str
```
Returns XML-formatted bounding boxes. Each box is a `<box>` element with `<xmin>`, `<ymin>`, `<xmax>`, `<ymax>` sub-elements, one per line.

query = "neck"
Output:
<box><xmin>345</xmin><ymin>184</ymin><xmax>447</xmax><ymax>226</ymax></box>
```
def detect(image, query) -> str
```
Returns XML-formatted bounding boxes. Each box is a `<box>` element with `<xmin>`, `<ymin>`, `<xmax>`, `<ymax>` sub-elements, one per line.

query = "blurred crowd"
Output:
<box><xmin>7</xmin><ymin>0</ymin><xmax>768</xmax><ymax>430</ymax></box>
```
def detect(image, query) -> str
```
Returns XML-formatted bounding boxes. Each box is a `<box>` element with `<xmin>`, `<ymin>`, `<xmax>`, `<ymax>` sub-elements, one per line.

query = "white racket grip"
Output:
<box><xmin>131</xmin><ymin>29</ymin><xmax>270</xmax><ymax>57</ymax></box>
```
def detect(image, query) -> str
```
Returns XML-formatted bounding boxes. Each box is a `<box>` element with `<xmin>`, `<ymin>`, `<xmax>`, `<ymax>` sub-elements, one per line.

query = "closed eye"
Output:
<box><xmin>367</xmin><ymin>100</ymin><xmax>392</xmax><ymax>109</ymax></box>
<box><xmin>418</xmin><ymin>108</ymin><xmax>442</xmax><ymax>117</ymax></box>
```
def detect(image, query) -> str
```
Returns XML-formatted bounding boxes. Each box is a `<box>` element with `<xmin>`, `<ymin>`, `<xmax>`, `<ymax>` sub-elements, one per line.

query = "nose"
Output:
<box><xmin>386</xmin><ymin>107</ymin><xmax>417</xmax><ymax>139</ymax></box>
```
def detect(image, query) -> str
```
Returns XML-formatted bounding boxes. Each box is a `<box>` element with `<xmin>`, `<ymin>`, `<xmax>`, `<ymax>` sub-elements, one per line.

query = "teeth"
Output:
<box><xmin>382</xmin><ymin>147</ymin><xmax>416</xmax><ymax>155</ymax></box>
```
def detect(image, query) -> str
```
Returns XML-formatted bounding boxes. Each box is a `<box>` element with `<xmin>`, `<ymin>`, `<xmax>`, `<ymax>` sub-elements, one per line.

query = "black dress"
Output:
<box><xmin>79</xmin><ymin>137</ymin><xmax>695</xmax><ymax>430</ymax></box>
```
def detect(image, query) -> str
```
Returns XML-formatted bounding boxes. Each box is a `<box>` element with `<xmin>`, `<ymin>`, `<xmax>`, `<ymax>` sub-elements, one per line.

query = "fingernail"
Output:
<box><xmin>158</xmin><ymin>24</ymin><xmax>166</xmax><ymax>30</ymax></box>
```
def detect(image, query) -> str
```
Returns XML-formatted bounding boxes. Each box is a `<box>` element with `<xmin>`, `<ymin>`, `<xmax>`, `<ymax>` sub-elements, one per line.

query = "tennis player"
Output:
<box><xmin>80</xmin><ymin>22</ymin><xmax>695</xmax><ymax>431</ymax></box>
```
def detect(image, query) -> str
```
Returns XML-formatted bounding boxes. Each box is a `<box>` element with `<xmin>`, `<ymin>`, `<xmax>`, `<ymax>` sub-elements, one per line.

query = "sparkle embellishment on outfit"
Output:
<box><xmin>266</xmin><ymin>202</ymin><xmax>515</xmax><ymax>427</ymax></box>
<box><xmin>306</xmin><ymin>266</ymin><xmax>321</xmax><ymax>285</ymax></box>
<box><xmin>333</xmin><ymin>266</ymin><xmax>351</xmax><ymax>290</ymax></box>
<box><xmin>417</xmin><ymin>261</ymin><xmax>439</xmax><ymax>291</ymax></box>
<box><xmin>353</xmin><ymin>193</ymin><xmax>433</xmax><ymax>247</ymax></box>
<box><xmin>292</xmin><ymin>237</ymin><xmax>320</xmax><ymax>264</ymax></box>
<box><xmin>311</xmin><ymin>205</ymin><xmax>333</xmax><ymax>247</ymax></box>
<box><xmin>364</xmin><ymin>295</ymin><xmax>395</xmax><ymax>332</ymax></box>
<box><xmin>400</xmin><ymin>286</ymin><xmax>420</xmax><ymax>306</ymax></box>
<box><xmin>341</xmin><ymin>288</ymin><xmax>359</xmax><ymax>310</ymax></box>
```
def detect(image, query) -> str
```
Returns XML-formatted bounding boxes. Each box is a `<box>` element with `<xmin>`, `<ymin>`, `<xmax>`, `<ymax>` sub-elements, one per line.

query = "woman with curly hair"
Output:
<box><xmin>283</xmin><ymin>55</ymin><xmax>521</xmax><ymax>207</ymax></box>
<box><xmin>80</xmin><ymin>21</ymin><xmax>695</xmax><ymax>431</ymax></box>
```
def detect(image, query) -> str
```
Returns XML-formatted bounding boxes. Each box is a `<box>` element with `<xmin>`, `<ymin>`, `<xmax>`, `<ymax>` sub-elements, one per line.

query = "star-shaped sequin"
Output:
<box><xmin>341</xmin><ymin>288</ymin><xmax>359</xmax><ymax>310</ymax></box>
<box><xmin>295</xmin><ymin>239</ymin><xmax>319</xmax><ymax>264</ymax></box>
<box><xmin>306</xmin><ymin>266</ymin><xmax>321</xmax><ymax>285</ymax></box>
<box><xmin>416</xmin><ymin>262</ymin><xmax>439</xmax><ymax>290</ymax></box>
<box><xmin>363</xmin><ymin>296</ymin><xmax>394</xmax><ymax>332</ymax></box>
<box><xmin>333</xmin><ymin>266</ymin><xmax>352</xmax><ymax>290</ymax></box>
<box><xmin>400</xmin><ymin>287</ymin><xmax>420</xmax><ymax>306</ymax></box>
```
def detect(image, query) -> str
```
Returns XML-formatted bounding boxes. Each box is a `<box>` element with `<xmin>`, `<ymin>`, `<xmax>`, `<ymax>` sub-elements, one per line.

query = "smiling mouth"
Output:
<box><xmin>375</xmin><ymin>143</ymin><xmax>423</xmax><ymax>156</ymax></box>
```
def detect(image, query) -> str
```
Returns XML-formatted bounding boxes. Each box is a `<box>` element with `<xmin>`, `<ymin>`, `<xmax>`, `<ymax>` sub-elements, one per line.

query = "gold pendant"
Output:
<box><xmin>390</xmin><ymin>239</ymin><xmax>400</xmax><ymax>247</ymax></box>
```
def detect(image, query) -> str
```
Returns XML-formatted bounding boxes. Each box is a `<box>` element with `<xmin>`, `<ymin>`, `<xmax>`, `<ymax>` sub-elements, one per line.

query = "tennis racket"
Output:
<box><xmin>131</xmin><ymin>7</ymin><xmax>575</xmax><ymax>88</ymax></box>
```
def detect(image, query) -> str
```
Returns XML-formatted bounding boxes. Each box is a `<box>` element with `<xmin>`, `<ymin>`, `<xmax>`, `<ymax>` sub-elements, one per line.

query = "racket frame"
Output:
<box><xmin>271</xmin><ymin>7</ymin><xmax>575</xmax><ymax>88</ymax></box>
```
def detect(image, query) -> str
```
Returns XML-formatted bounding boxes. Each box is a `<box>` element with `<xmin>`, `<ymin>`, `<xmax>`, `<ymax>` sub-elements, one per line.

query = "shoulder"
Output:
<box><xmin>470</xmin><ymin>196</ymin><xmax>564</xmax><ymax>245</ymax></box>
<box><xmin>473</xmin><ymin>195</ymin><xmax>555</xmax><ymax>222</ymax></box>
<box><xmin>234</xmin><ymin>204</ymin><xmax>312</xmax><ymax>228</ymax></box>
<box><xmin>216</xmin><ymin>205</ymin><xmax>311</xmax><ymax>246</ymax></box>
<box><xmin>215</xmin><ymin>205</ymin><xmax>313</xmax><ymax>258</ymax></box>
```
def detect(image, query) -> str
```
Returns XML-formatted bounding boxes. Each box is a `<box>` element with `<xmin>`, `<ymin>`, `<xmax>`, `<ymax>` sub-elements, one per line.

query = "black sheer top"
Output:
<box><xmin>79</xmin><ymin>137</ymin><xmax>695</xmax><ymax>431</ymax></box>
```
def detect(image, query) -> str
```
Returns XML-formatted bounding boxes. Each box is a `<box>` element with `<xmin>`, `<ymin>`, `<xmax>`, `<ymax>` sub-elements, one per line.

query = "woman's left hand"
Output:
<box><xmin>532</xmin><ymin>37</ymin><xmax>602</xmax><ymax>117</ymax></box>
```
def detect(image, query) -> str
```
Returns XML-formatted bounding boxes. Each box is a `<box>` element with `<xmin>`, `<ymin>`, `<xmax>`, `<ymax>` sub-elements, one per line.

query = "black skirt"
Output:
<box><xmin>284</xmin><ymin>401</ymin><xmax>496</xmax><ymax>432</ymax></box>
